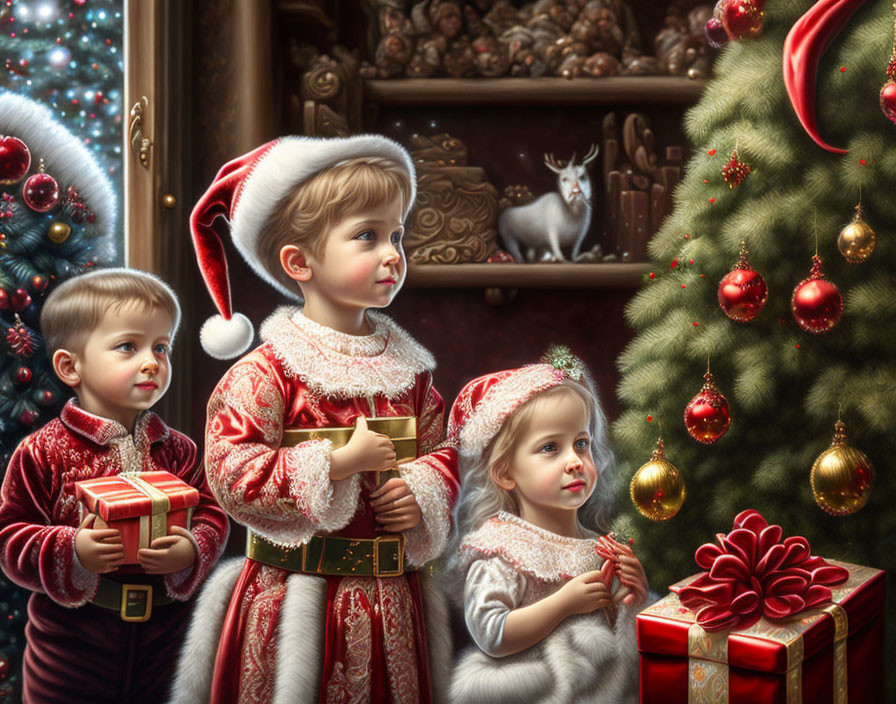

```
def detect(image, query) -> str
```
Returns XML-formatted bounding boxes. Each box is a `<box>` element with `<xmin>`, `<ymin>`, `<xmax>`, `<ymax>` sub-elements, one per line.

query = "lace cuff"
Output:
<box><xmin>401</xmin><ymin>458</ymin><xmax>451</xmax><ymax>566</ymax></box>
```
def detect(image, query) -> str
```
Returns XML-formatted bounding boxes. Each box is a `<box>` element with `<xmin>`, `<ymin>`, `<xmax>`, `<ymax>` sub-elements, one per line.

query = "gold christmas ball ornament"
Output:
<box><xmin>48</xmin><ymin>221</ymin><xmax>71</xmax><ymax>244</ymax></box>
<box><xmin>810</xmin><ymin>420</ymin><xmax>874</xmax><ymax>516</ymax></box>
<box><xmin>837</xmin><ymin>205</ymin><xmax>875</xmax><ymax>264</ymax></box>
<box><xmin>630</xmin><ymin>437</ymin><xmax>686</xmax><ymax>521</ymax></box>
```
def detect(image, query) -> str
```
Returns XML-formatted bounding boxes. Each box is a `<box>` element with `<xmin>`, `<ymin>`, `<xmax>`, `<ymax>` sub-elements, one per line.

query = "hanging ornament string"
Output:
<box><xmin>880</xmin><ymin>0</ymin><xmax>896</xmax><ymax>123</ymax></box>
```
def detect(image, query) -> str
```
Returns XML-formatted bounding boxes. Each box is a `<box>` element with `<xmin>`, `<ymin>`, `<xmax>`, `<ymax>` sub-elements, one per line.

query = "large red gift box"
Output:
<box><xmin>75</xmin><ymin>471</ymin><xmax>199</xmax><ymax>564</ymax></box>
<box><xmin>637</xmin><ymin>560</ymin><xmax>885</xmax><ymax>704</ymax></box>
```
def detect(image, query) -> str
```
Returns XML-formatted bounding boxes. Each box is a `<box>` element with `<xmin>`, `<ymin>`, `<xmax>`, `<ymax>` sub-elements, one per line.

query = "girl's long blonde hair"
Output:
<box><xmin>451</xmin><ymin>376</ymin><xmax>615</xmax><ymax>550</ymax></box>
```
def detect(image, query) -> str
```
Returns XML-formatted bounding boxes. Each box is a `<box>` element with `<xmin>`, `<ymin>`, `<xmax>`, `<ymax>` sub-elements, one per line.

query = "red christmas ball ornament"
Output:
<box><xmin>19</xmin><ymin>409</ymin><xmax>40</xmax><ymax>426</ymax></box>
<box><xmin>0</xmin><ymin>135</ymin><xmax>31</xmax><ymax>185</ymax></box>
<box><xmin>31</xmin><ymin>274</ymin><xmax>48</xmax><ymax>292</ymax></box>
<box><xmin>10</xmin><ymin>288</ymin><xmax>32</xmax><ymax>311</ymax></box>
<box><xmin>723</xmin><ymin>0</ymin><xmax>764</xmax><ymax>40</ymax></box>
<box><xmin>880</xmin><ymin>81</ymin><xmax>896</xmax><ymax>124</ymax></box>
<box><xmin>23</xmin><ymin>171</ymin><xmax>60</xmax><ymax>212</ymax></box>
<box><xmin>684</xmin><ymin>370</ymin><xmax>731</xmax><ymax>444</ymax></box>
<box><xmin>792</xmin><ymin>255</ymin><xmax>842</xmax><ymax>334</ymax></box>
<box><xmin>16</xmin><ymin>366</ymin><xmax>33</xmax><ymax>384</ymax></box>
<box><xmin>705</xmin><ymin>17</ymin><xmax>729</xmax><ymax>49</ymax></box>
<box><xmin>36</xmin><ymin>389</ymin><xmax>55</xmax><ymax>406</ymax></box>
<box><xmin>0</xmin><ymin>289</ymin><xmax>8</xmax><ymax>310</ymax></box>
<box><xmin>718</xmin><ymin>244</ymin><xmax>768</xmax><ymax>322</ymax></box>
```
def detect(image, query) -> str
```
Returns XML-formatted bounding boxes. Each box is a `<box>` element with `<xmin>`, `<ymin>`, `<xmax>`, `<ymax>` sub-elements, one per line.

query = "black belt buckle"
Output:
<box><xmin>120</xmin><ymin>584</ymin><xmax>153</xmax><ymax>622</ymax></box>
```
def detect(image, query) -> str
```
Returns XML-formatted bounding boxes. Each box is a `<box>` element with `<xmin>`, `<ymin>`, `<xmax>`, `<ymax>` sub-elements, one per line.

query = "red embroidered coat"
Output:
<box><xmin>172</xmin><ymin>308</ymin><xmax>459</xmax><ymax>704</ymax></box>
<box><xmin>0</xmin><ymin>401</ymin><xmax>230</xmax><ymax>703</ymax></box>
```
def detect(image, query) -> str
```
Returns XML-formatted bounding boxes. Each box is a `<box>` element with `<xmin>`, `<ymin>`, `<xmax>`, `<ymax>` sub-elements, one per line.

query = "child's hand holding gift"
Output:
<box><xmin>137</xmin><ymin>525</ymin><xmax>197</xmax><ymax>574</ymax></box>
<box><xmin>555</xmin><ymin>558</ymin><xmax>616</xmax><ymax>615</ymax></box>
<box><xmin>74</xmin><ymin>525</ymin><xmax>124</xmax><ymax>574</ymax></box>
<box><xmin>370</xmin><ymin>477</ymin><xmax>422</xmax><ymax>532</ymax></box>
<box><xmin>330</xmin><ymin>416</ymin><xmax>397</xmax><ymax>480</ymax></box>
<box><xmin>614</xmin><ymin>543</ymin><xmax>648</xmax><ymax>606</ymax></box>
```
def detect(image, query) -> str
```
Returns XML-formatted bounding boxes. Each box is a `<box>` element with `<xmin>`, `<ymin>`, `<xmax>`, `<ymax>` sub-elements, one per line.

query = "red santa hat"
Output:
<box><xmin>190</xmin><ymin>134</ymin><xmax>417</xmax><ymax>359</ymax></box>
<box><xmin>446</xmin><ymin>346</ymin><xmax>589</xmax><ymax>460</ymax></box>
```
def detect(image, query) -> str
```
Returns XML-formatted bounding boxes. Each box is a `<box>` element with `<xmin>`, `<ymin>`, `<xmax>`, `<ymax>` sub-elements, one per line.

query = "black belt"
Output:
<box><xmin>90</xmin><ymin>576</ymin><xmax>174</xmax><ymax>622</ymax></box>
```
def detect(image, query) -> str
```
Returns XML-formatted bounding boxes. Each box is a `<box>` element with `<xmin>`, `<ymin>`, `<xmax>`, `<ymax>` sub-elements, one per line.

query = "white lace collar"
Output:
<box><xmin>259</xmin><ymin>306</ymin><xmax>436</xmax><ymax>399</ymax></box>
<box><xmin>458</xmin><ymin>511</ymin><xmax>602</xmax><ymax>582</ymax></box>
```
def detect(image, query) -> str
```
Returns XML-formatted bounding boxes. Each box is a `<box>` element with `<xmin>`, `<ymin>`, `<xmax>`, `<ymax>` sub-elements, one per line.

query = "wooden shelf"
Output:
<box><xmin>364</xmin><ymin>77</ymin><xmax>705</xmax><ymax>107</ymax></box>
<box><xmin>405</xmin><ymin>262</ymin><xmax>648</xmax><ymax>288</ymax></box>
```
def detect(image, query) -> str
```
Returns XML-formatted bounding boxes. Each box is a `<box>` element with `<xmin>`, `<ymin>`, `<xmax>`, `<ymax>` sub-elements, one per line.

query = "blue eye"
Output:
<box><xmin>575</xmin><ymin>438</ymin><xmax>590</xmax><ymax>451</ymax></box>
<box><xmin>540</xmin><ymin>442</ymin><xmax>557</xmax><ymax>453</ymax></box>
<box><xmin>390</xmin><ymin>230</ymin><xmax>403</xmax><ymax>246</ymax></box>
<box><xmin>355</xmin><ymin>230</ymin><xmax>375</xmax><ymax>242</ymax></box>
<box><xmin>154</xmin><ymin>343</ymin><xmax>169</xmax><ymax>355</ymax></box>
<box><xmin>115</xmin><ymin>342</ymin><xmax>135</xmax><ymax>353</ymax></box>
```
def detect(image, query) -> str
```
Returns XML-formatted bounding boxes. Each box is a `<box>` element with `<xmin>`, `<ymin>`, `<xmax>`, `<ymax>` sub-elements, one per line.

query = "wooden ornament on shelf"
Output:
<box><xmin>403</xmin><ymin>133</ymin><xmax>499</xmax><ymax>264</ymax></box>
<box><xmin>603</xmin><ymin>112</ymin><xmax>682</xmax><ymax>261</ymax></box>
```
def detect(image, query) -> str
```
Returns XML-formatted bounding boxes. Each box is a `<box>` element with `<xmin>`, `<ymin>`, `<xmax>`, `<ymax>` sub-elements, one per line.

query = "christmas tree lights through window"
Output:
<box><xmin>0</xmin><ymin>0</ymin><xmax>124</xmax><ymax>259</ymax></box>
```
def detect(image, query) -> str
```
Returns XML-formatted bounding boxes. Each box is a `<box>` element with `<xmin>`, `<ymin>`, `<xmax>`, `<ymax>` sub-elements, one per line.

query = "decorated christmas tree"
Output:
<box><xmin>613</xmin><ymin>0</ymin><xmax>895</xmax><ymax>683</ymax></box>
<box><xmin>0</xmin><ymin>91</ymin><xmax>115</xmax><ymax>699</ymax></box>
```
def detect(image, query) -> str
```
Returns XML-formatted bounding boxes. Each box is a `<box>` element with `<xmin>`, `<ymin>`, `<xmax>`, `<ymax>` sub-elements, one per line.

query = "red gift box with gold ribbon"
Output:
<box><xmin>636</xmin><ymin>511</ymin><xmax>886</xmax><ymax>703</ymax></box>
<box><xmin>75</xmin><ymin>471</ymin><xmax>199</xmax><ymax>564</ymax></box>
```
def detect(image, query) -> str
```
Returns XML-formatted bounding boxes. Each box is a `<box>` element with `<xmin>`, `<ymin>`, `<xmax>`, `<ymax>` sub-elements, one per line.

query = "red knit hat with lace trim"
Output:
<box><xmin>190</xmin><ymin>134</ymin><xmax>416</xmax><ymax>359</ymax></box>
<box><xmin>446</xmin><ymin>347</ymin><xmax>588</xmax><ymax>459</ymax></box>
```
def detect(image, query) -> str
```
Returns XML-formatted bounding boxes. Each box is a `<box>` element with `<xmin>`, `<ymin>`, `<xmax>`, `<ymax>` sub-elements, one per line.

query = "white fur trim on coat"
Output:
<box><xmin>260</xmin><ymin>307</ymin><xmax>436</xmax><ymax>400</ymax></box>
<box><xmin>272</xmin><ymin>572</ymin><xmax>328</xmax><ymax>704</ymax></box>
<box><xmin>167</xmin><ymin>557</ymin><xmax>245</xmax><ymax>704</ymax></box>
<box><xmin>230</xmin><ymin>134</ymin><xmax>417</xmax><ymax>299</ymax></box>
<box><xmin>402</xmin><ymin>458</ymin><xmax>451</xmax><ymax>566</ymax></box>
<box><xmin>0</xmin><ymin>90</ymin><xmax>117</xmax><ymax>258</ymax></box>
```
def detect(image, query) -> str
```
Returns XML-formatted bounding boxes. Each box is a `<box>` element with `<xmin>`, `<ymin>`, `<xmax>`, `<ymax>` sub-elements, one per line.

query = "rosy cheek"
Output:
<box><xmin>344</xmin><ymin>257</ymin><xmax>378</xmax><ymax>287</ymax></box>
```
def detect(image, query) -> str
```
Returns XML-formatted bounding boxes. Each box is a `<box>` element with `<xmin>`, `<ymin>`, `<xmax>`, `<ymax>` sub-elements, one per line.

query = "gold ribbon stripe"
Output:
<box><xmin>118</xmin><ymin>473</ymin><xmax>171</xmax><ymax>547</ymax></box>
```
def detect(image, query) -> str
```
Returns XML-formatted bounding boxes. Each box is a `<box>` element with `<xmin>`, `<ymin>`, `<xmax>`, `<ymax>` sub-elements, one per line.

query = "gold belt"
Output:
<box><xmin>246</xmin><ymin>530</ymin><xmax>409</xmax><ymax>578</ymax></box>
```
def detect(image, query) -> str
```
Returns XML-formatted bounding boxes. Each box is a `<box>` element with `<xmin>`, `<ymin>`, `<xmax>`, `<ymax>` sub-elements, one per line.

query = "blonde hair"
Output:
<box><xmin>41</xmin><ymin>268</ymin><xmax>181</xmax><ymax>355</ymax></box>
<box><xmin>258</xmin><ymin>156</ymin><xmax>413</xmax><ymax>293</ymax></box>
<box><xmin>453</xmin><ymin>379</ymin><xmax>615</xmax><ymax>550</ymax></box>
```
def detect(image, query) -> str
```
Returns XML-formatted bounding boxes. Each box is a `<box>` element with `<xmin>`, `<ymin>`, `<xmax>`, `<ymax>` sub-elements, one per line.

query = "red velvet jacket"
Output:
<box><xmin>0</xmin><ymin>400</ymin><xmax>230</xmax><ymax>606</ymax></box>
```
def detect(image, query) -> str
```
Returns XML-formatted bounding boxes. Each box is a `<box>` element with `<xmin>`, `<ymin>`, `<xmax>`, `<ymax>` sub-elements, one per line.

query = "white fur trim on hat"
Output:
<box><xmin>230</xmin><ymin>134</ymin><xmax>417</xmax><ymax>299</ymax></box>
<box><xmin>200</xmin><ymin>312</ymin><xmax>254</xmax><ymax>360</ymax></box>
<box><xmin>0</xmin><ymin>90</ymin><xmax>117</xmax><ymax>260</ymax></box>
<box><xmin>459</xmin><ymin>365</ymin><xmax>565</xmax><ymax>459</ymax></box>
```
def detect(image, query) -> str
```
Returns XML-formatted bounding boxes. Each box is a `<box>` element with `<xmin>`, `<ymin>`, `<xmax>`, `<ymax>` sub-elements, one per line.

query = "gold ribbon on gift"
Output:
<box><xmin>117</xmin><ymin>473</ymin><xmax>171</xmax><ymax>547</ymax></box>
<box><xmin>283</xmin><ymin>416</ymin><xmax>418</xmax><ymax>484</ymax></box>
<box><xmin>685</xmin><ymin>602</ymin><xmax>848</xmax><ymax>704</ymax></box>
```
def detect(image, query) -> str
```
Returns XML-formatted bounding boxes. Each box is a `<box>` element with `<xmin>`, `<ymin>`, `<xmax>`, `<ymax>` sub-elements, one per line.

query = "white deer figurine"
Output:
<box><xmin>498</xmin><ymin>144</ymin><xmax>599</xmax><ymax>262</ymax></box>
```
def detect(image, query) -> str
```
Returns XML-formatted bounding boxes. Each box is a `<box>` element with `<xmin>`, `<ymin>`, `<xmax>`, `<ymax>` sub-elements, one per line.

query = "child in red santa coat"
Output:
<box><xmin>445</xmin><ymin>349</ymin><xmax>649</xmax><ymax>704</ymax></box>
<box><xmin>172</xmin><ymin>135</ymin><xmax>459</xmax><ymax>704</ymax></box>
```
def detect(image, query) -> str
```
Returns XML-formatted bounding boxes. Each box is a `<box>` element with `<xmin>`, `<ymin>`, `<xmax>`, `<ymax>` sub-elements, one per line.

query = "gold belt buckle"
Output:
<box><xmin>373</xmin><ymin>535</ymin><xmax>404</xmax><ymax>577</ymax></box>
<box><xmin>120</xmin><ymin>584</ymin><xmax>153</xmax><ymax>622</ymax></box>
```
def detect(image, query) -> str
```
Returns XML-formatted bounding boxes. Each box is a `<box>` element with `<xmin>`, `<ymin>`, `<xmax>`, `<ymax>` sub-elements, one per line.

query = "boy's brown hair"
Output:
<box><xmin>257</xmin><ymin>156</ymin><xmax>413</xmax><ymax>293</ymax></box>
<box><xmin>41</xmin><ymin>268</ymin><xmax>182</xmax><ymax>355</ymax></box>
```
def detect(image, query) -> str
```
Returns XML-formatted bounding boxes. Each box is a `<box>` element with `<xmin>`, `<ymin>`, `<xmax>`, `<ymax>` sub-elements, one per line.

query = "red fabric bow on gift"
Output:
<box><xmin>670</xmin><ymin>509</ymin><xmax>849</xmax><ymax>632</ymax></box>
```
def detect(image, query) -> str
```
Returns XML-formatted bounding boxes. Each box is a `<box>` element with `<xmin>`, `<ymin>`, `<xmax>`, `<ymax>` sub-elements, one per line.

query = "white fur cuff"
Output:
<box><xmin>401</xmin><ymin>459</ymin><xmax>451</xmax><ymax>566</ymax></box>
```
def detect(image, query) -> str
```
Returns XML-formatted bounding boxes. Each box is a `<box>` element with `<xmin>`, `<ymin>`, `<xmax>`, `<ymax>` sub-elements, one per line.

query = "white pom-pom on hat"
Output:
<box><xmin>199</xmin><ymin>313</ymin><xmax>254</xmax><ymax>360</ymax></box>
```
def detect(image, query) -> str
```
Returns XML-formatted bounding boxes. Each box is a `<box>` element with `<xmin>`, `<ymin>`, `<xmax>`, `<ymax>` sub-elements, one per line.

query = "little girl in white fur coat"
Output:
<box><xmin>445</xmin><ymin>349</ymin><xmax>649</xmax><ymax>704</ymax></box>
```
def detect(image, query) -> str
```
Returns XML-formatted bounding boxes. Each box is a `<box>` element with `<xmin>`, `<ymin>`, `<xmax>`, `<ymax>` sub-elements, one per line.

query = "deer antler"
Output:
<box><xmin>581</xmin><ymin>143</ymin><xmax>599</xmax><ymax>165</ymax></box>
<box><xmin>544</xmin><ymin>153</ymin><xmax>564</xmax><ymax>173</ymax></box>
